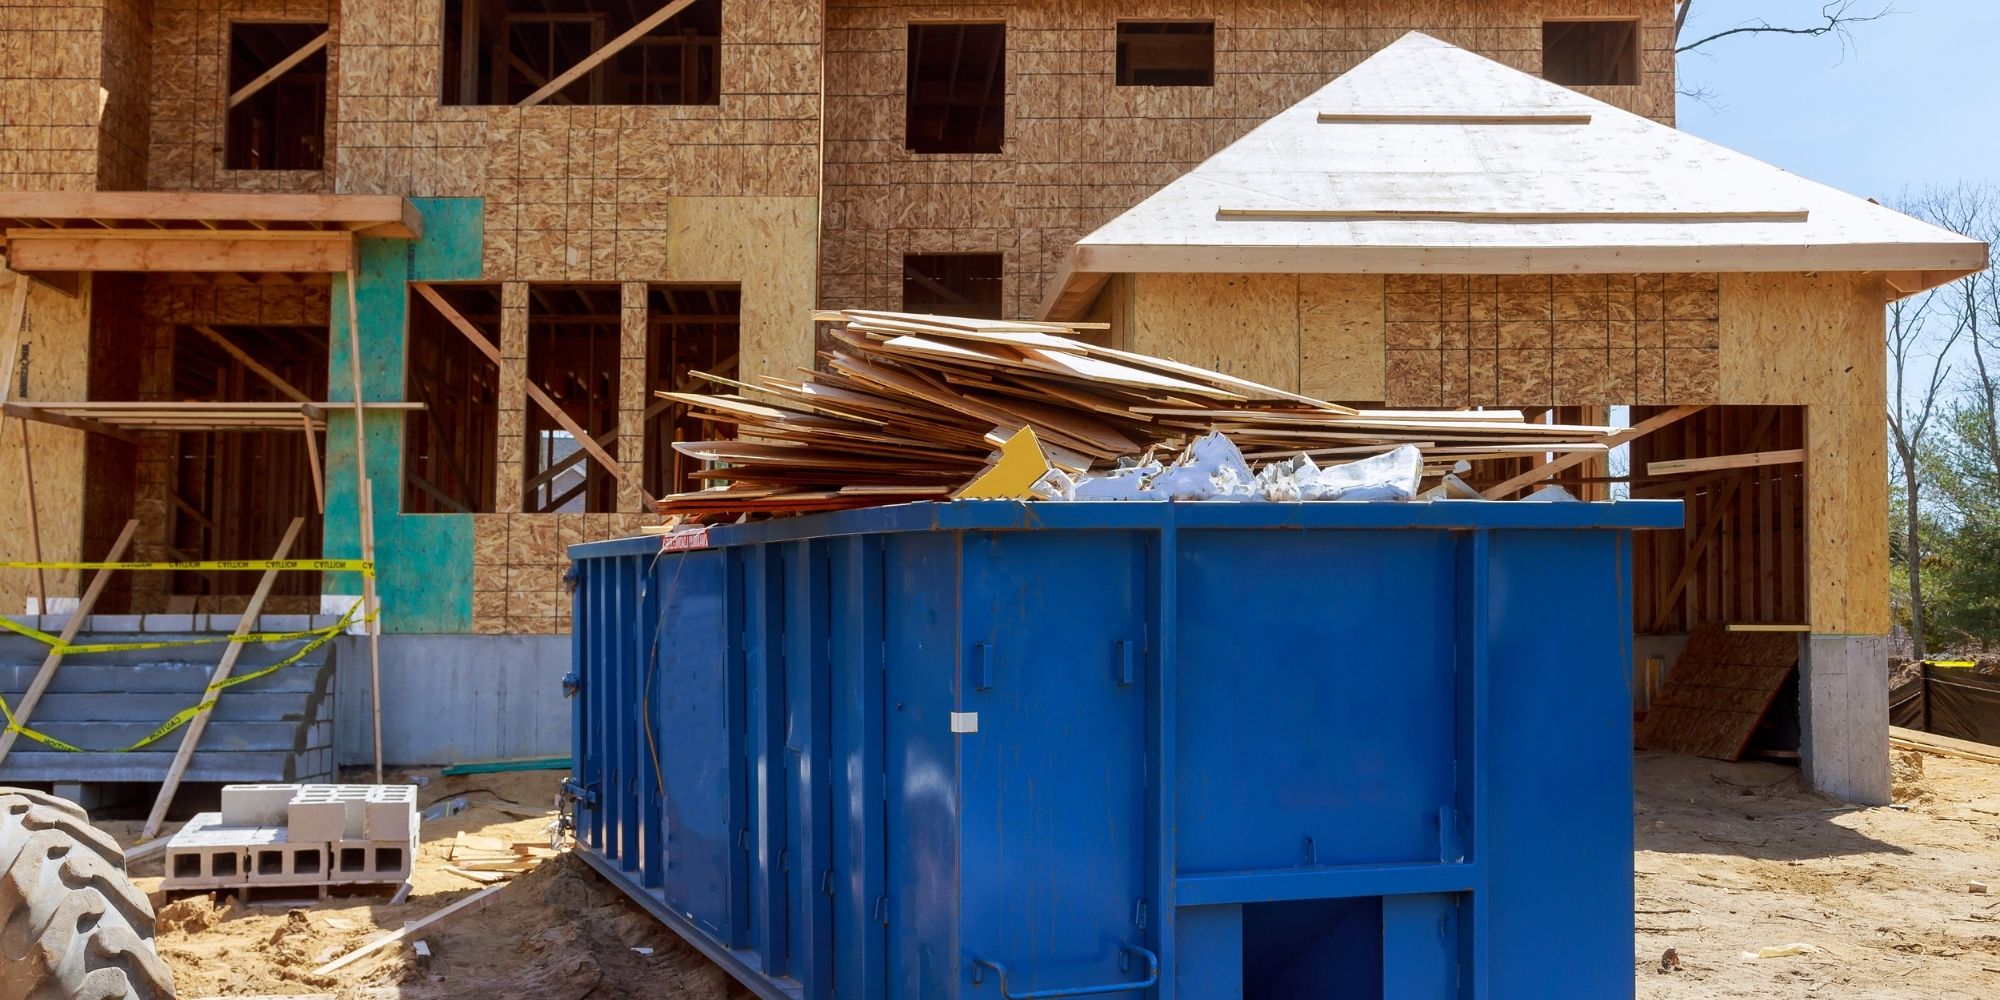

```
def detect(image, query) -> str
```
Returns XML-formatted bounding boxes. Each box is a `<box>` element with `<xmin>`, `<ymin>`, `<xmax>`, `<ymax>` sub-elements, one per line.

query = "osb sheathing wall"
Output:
<box><xmin>147</xmin><ymin>0</ymin><xmax>338</xmax><ymax>192</ymax></box>
<box><xmin>0</xmin><ymin>274</ymin><xmax>93</xmax><ymax>616</ymax></box>
<box><xmin>0</xmin><ymin>2</ymin><xmax>115</xmax><ymax>190</ymax></box>
<box><xmin>821</xmin><ymin>0</ymin><xmax>1676</xmax><ymax>320</ymax></box>
<box><xmin>1110</xmin><ymin>268</ymin><xmax>1891</xmax><ymax>636</ymax></box>
<box><xmin>98</xmin><ymin>0</ymin><xmax>152</xmax><ymax>189</ymax></box>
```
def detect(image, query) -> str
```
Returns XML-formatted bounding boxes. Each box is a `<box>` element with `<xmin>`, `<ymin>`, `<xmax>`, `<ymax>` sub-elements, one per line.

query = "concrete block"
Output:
<box><xmin>262</xmin><ymin>614</ymin><xmax>311</xmax><ymax>633</ymax></box>
<box><xmin>333</xmin><ymin>838</ymin><xmax>414</xmax><ymax>884</ymax></box>
<box><xmin>286</xmin><ymin>785</ymin><xmax>371</xmax><ymax>840</ymax></box>
<box><xmin>244</xmin><ymin>827</ymin><xmax>330</xmax><ymax>884</ymax></box>
<box><xmin>3</xmin><ymin>614</ymin><xmax>38</xmax><ymax>631</ymax></box>
<box><xmin>221</xmin><ymin>784</ymin><xmax>298</xmax><ymax>826</ymax></box>
<box><xmin>1801</xmin><ymin>633</ymin><xmax>1891</xmax><ymax>805</ymax></box>
<box><xmin>88</xmin><ymin>615</ymin><xmax>142</xmax><ymax>632</ymax></box>
<box><xmin>206</xmin><ymin>615</ymin><xmax>242</xmax><ymax>632</ymax></box>
<box><xmin>141</xmin><ymin>614</ymin><xmax>196</xmax><ymax>632</ymax></box>
<box><xmin>362</xmin><ymin>786</ymin><xmax>418</xmax><ymax>840</ymax></box>
<box><xmin>162</xmin><ymin>813</ymin><xmax>250</xmax><ymax>890</ymax></box>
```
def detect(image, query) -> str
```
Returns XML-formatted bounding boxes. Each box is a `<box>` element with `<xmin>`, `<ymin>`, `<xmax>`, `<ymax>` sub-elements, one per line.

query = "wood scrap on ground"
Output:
<box><xmin>655</xmin><ymin>310</ymin><xmax>1621</xmax><ymax>519</ymax></box>
<box><xmin>1890</xmin><ymin>726</ymin><xmax>2000</xmax><ymax>766</ymax></box>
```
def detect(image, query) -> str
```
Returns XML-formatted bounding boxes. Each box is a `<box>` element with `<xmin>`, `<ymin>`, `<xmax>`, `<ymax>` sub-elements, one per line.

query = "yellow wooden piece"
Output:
<box><xmin>955</xmin><ymin>426</ymin><xmax>1051</xmax><ymax>500</ymax></box>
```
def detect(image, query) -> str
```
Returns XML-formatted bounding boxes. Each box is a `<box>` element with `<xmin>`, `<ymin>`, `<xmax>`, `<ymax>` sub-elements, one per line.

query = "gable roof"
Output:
<box><xmin>1042</xmin><ymin>32</ymin><xmax>1986</xmax><ymax>318</ymax></box>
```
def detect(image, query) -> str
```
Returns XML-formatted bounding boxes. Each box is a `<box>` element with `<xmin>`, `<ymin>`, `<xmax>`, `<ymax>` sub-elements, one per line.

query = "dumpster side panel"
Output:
<box><xmin>656</xmin><ymin>549</ymin><xmax>738</xmax><ymax>939</ymax></box>
<box><xmin>1483</xmin><ymin>529</ymin><xmax>1636</xmax><ymax>1000</ymax></box>
<box><xmin>958</xmin><ymin>530</ymin><xmax>1152</xmax><ymax>995</ymax></box>
<box><xmin>830</xmin><ymin>536</ymin><xmax>888</xmax><ymax>1000</ymax></box>
<box><xmin>782</xmin><ymin>540</ymin><xmax>836</xmax><ymax>995</ymax></box>
<box><xmin>883</xmin><ymin>532</ymin><xmax>963</xmax><ymax>1000</ymax></box>
<box><xmin>1174</xmin><ymin>529</ymin><xmax>1460</xmax><ymax>873</ymax></box>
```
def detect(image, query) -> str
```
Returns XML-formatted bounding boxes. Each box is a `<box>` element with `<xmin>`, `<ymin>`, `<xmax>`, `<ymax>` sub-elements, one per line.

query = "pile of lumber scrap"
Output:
<box><xmin>440</xmin><ymin>831</ymin><xmax>559</xmax><ymax>885</ymax></box>
<box><xmin>656</xmin><ymin>310</ymin><xmax>1616</xmax><ymax>519</ymax></box>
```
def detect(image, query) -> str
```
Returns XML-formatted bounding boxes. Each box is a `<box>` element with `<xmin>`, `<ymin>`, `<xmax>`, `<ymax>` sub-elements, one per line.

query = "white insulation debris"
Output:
<box><xmin>1032</xmin><ymin>433</ymin><xmax>1424</xmax><ymax>503</ymax></box>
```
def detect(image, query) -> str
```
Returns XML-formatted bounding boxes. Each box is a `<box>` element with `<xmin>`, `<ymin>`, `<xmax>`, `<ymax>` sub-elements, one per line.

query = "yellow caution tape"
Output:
<box><xmin>0</xmin><ymin>613</ymin><xmax>361</xmax><ymax>655</ymax></box>
<box><xmin>0</xmin><ymin>600</ymin><xmax>369</xmax><ymax>755</ymax></box>
<box><xmin>0</xmin><ymin>559</ymin><xmax>373</xmax><ymax>576</ymax></box>
<box><xmin>1922</xmin><ymin>659</ymin><xmax>1977</xmax><ymax>669</ymax></box>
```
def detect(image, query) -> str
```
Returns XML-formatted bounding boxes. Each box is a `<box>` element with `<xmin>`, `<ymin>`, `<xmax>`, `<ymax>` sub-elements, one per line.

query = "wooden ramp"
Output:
<box><xmin>1638</xmin><ymin>625</ymin><xmax>1799</xmax><ymax>761</ymax></box>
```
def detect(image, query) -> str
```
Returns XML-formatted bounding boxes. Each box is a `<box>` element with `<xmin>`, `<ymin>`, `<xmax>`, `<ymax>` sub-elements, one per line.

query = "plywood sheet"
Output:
<box><xmin>1806</xmin><ymin>403</ymin><xmax>1890</xmax><ymax>635</ymax></box>
<box><xmin>0</xmin><ymin>274</ymin><xmax>92</xmax><ymax>614</ymax></box>
<box><xmin>1300</xmin><ymin>274</ymin><xmax>1385</xmax><ymax>402</ymax></box>
<box><xmin>1718</xmin><ymin>272</ymin><xmax>1886</xmax><ymax>406</ymax></box>
<box><xmin>1638</xmin><ymin>625</ymin><xmax>1800</xmax><ymax>760</ymax></box>
<box><xmin>1131</xmin><ymin>273</ymin><xmax>1300</xmax><ymax>391</ymax></box>
<box><xmin>667</xmin><ymin>196</ymin><xmax>818</xmax><ymax>384</ymax></box>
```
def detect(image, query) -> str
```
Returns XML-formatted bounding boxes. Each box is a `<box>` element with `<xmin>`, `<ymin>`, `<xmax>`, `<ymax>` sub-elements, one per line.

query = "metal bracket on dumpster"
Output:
<box><xmin>561</xmin><ymin>777</ymin><xmax>598</xmax><ymax>807</ymax></box>
<box><xmin>970</xmin><ymin>945</ymin><xmax>1159</xmax><ymax>999</ymax></box>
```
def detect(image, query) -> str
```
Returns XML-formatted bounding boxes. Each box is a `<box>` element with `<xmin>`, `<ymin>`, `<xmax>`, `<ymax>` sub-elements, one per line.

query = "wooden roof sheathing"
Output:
<box><xmin>1044</xmin><ymin>32</ymin><xmax>1986</xmax><ymax>317</ymax></box>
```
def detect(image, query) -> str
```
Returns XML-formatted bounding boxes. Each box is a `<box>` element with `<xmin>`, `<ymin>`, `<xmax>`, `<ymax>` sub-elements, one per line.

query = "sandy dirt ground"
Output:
<box><xmin>104</xmin><ymin>769</ymin><xmax>748</xmax><ymax>1000</ymax></box>
<box><xmin>1635</xmin><ymin>750</ymin><xmax>2000</xmax><ymax>999</ymax></box>
<box><xmin>101</xmin><ymin>751</ymin><xmax>2000</xmax><ymax>998</ymax></box>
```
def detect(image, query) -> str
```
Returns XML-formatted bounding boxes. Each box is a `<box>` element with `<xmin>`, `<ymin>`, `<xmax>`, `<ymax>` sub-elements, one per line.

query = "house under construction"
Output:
<box><xmin>0</xmin><ymin>1</ymin><xmax>1984</xmax><ymax>804</ymax></box>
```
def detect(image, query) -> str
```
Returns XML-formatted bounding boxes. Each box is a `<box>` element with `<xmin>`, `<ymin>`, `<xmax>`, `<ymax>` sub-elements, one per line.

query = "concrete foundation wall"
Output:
<box><xmin>1800</xmin><ymin>633</ymin><xmax>1890</xmax><ymax>805</ymax></box>
<box><xmin>333</xmin><ymin>634</ymin><xmax>569</xmax><ymax>767</ymax></box>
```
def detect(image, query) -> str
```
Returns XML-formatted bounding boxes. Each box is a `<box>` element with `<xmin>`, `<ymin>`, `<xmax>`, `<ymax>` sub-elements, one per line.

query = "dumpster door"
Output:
<box><xmin>958</xmin><ymin>531</ymin><xmax>1152</xmax><ymax>997</ymax></box>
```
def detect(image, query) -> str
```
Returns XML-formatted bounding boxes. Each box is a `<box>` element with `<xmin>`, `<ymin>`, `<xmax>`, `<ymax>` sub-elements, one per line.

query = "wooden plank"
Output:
<box><xmin>1</xmin><ymin>402</ymin><xmax>145</xmax><ymax>443</ymax></box>
<box><xmin>191</xmin><ymin>325</ymin><xmax>312</xmax><ymax>403</ymax></box>
<box><xmin>7</xmin><ymin>231</ymin><xmax>354</xmax><ymax>273</ymax></box>
<box><xmin>342</xmin><ymin>270</ymin><xmax>384</xmax><ymax>784</ymax></box>
<box><xmin>312</xmin><ymin>883</ymin><xmax>508</xmax><ymax>974</ymax></box>
<box><xmin>517</xmin><ymin>0</ymin><xmax>699</xmax><ymax>107</ymax></box>
<box><xmin>0</xmin><ymin>520</ymin><xmax>139</xmax><ymax>767</ymax></box>
<box><xmin>1889</xmin><ymin>726</ymin><xmax>2000</xmax><ymax>765</ymax></box>
<box><xmin>301</xmin><ymin>414</ymin><xmax>324</xmax><ymax>514</ymax></box>
<box><xmin>227</xmin><ymin>30</ymin><xmax>330</xmax><ymax>108</ymax></box>
<box><xmin>1315</xmin><ymin>111</ymin><xmax>1594</xmax><ymax>124</ymax></box>
<box><xmin>1646</xmin><ymin>448</ymin><xmax>1803</xmax><ymax>477</ymax></box>
<box><xmin>1214</xmin><ymin>208</ymin><xmax>1811</xmax><ymax>223</ymax></box>
<box><xmin>15</xmin><ymin>417</ymin><xmax>43</xmax><ymax>610</ymax></box>
<box><xmin>0</xmin><ymin>273</ymin><xmax>28</xmax><ymax>407</ymax></box>
<box><xmin>0</xmin><ymin>193</ymin><xmax>419</xmax><ymax>238</ymax></box>
<box><xmin>1636</xmin><ymin>626</ymin><xmax>1800</xmax><ymax>761</ymax></box>
<box><xmin>1481</xmin><ymin>405</ymin><xmax>1704</xmax><ymax>499</ymax></box>
<box><xmin>1726</xmin><ymin>623</ymin><xmax>1809</xmax><ymax>632</ymax></box>
<box><xmin>142</xmin><ymin>518</ymin><xmax>304</xmax><ymax>838</ymax></box>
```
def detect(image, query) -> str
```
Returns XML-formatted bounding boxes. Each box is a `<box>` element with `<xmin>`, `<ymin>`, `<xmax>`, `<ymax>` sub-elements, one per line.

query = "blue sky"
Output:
<box><xmin>1675</xmin><ymin>0</ymin><xmax>1999</xmax><ymax>199</ymax></box>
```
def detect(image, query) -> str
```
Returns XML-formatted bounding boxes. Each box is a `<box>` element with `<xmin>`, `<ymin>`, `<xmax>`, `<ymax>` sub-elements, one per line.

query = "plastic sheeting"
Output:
<box><xmin>1032</xmin><ymin>433</ymin><xmax>1424</xmax><ymax>503</ymax></box>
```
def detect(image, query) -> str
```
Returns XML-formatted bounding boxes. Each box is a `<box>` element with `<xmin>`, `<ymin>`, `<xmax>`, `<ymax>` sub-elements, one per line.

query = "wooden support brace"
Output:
<box><xmin>228</xmin><ymin>29</ymin><xmax>331</xmax><ymax>108</ymax></box>
<box><xmin>343</xmin><ymin>269</ymin><xmax>385</xmax><ymax>783</ymax></box>
<box><xmin>0</xmin><ymin>520</ymin><xmax>140</xmax><ymax>767</ymax></box>
<box><xmin>516</xmin><ymin>0</ymin><xmax>699</xmax><ymax>108</ymax></box>
<box><xmin>1646</xmin><ymin>448</ymin><xmax>1803</xmax><ymax>477</ymax></box>
<box><xmin>192</xmin><ymin>324</ymin><xmax>313</xmax><ymax>403</ymax></box>
<box><xmin>1481</xmin><ymin>404</ymin><xmax>1705</xmax><ymax>499</ymax></box>
<box><xmin>413</xmin><ymin>283</ymin><xmax>648</xmax><ymax>502</ymax></box>
<box><xmin>143</xmin><ymin>518</ymin><xmax>303</xmax><ymax>838</ymax></box>
<box><xmin>301</xmin><ymin>413</ymin><xmax>325</xmax><ymax>513</ymax></box>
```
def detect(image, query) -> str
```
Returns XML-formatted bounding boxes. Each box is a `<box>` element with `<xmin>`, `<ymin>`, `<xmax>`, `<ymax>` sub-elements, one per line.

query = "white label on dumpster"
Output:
<box><xmin>950</xmin><ymin>712</ymin><xmax>979</xmax><ymax>734</ymax></box>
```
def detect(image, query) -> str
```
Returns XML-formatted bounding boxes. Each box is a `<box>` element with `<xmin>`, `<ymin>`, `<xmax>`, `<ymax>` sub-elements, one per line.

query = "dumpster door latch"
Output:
<box><xmin>1113</xmin><ymin>639</ymin><xmax>1136</xmax><ymax>687</ymax></box>
<box><xmin>874</xmin><ymin>895</ymin><xmax>889</xmax><ymax>926</ymax></box>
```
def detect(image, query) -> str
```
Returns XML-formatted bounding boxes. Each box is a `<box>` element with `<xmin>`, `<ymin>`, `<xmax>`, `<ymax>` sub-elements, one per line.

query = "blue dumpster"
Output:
<box><xmin>566</xmin><ymin>499</ymin><xmax>1679</xmax><ymax>1000</ymax></box>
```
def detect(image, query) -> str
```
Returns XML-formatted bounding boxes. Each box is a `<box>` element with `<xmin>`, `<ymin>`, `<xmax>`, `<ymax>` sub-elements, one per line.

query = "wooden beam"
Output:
<box><xmin>1316</xmin><ymin>112</ymin><xmax>1594</xmax><ymax>124</ymax></box>
<box><xmin>1726</xmin><ymin>623</ymin><xmax>1810</xmax><ymax>632</ymax></box>
<box><xmin>516</xmin><ymin>0</ymin><xmax>699</xmax><ymax>108</ymax></box>
<box><xmin>191</xmin><ymin>324</ymin><xmax>312</xmax><ymax>403</ymax></box>
<box><xmin>0</xmin><ymin>272</ymin><xmax>28</xmax><ymax>407</ymax></box>
<box><xmin>1646</xmin><ymin>448</ymin><xmax>1803</xmax><ymax>477</ymax></box>
<box><xmin>227</xmin><ymin>29</ymin><xmax>330</xmax><ymax>108</ymax></box>
<box><xmin>15</xmin><ymin>417</ymin><xmax>44</xmax><ymax>610</ymax></box>
<box><xmin>143</xmin><ymin>518</ymin><xmax>304</xmax><ymax>838</ymax></box>
<box><xmin>1214</xmin><ymin>208</ymin><xmax>1811</xmax><ymax>224</ymax></box>
<box><xmin>0</xmin><ymin>193</ymin><xmax>420</xmax><ymax>239</ymax></box>
<box><xmin>1480</xmin><ymin>405</ymin><xmax>1704</xmax><ymax>499</ymax></box>
<box><xmin>2</xmin><ymin>402</ymin><xmax>165</xmax><ymax>443</ymax></box>
<box><xmin>0</xmin><ymin>520</ymin><xmax>139</xmax><ymax>767</ymax></box>
<box><xmin>413</xmin><ymin>282</ymin><xmax>642</xmax><ymax>493</ymax></box>
<box><xmin>7</xmin><ymin>230</ymin><xmax>354</xmax><ymax>273</ymax></box>
<box><xmin>343</xmin><ymin>269</ymin><xmax>385</xmax><ymax>784</ymax></box>
<box><xmin>301</xmin><ymin>413</ymin><xmax>324</xmax><ymax>514</ymax></box>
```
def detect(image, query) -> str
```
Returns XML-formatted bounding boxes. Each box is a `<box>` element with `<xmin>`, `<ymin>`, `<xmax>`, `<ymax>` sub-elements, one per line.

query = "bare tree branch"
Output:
<box><xmin>1675</xmin><ymin>1</ymin><xmax>1896</xmax><ymax>54</ymax></box>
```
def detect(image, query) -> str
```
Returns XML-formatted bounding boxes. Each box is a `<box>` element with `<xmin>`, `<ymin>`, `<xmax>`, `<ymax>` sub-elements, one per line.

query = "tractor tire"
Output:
<box><xmin>0</xmin><ymin>787</ymin><xmax>175</xmax><ymax>1000</ymax></box>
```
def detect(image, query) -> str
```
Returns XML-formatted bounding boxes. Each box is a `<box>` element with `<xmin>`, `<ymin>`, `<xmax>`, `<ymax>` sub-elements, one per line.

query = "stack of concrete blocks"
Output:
<box><xmin>161</xmin><ymin>783</ymin><xmax>419</xmax><ymax>895</ymax></box>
